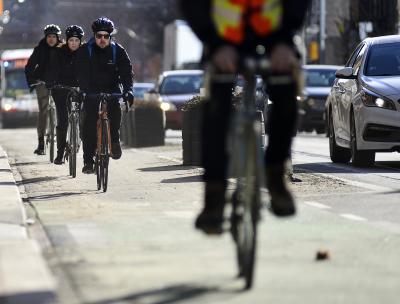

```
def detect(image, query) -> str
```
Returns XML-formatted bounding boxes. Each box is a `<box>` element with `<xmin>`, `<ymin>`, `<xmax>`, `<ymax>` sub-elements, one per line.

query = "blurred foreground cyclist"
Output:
<box><xmin>76</xmin><ymin>17</ymin><xmax>134</xmax><ymax>174</ymax></box>
<box><xmin>52</xmin><ymin>25</ymin><xmax>85</xmax><ymax>165</ymax></box>
<box><xmin>25</xmin><ymin>24</ymin><xmax>62</xmax><ymax>155</ymax></box>
<box><xmin>180</xmin><ymin>0</ymin><xmax>311</xmax><ymax>234</ymax></box>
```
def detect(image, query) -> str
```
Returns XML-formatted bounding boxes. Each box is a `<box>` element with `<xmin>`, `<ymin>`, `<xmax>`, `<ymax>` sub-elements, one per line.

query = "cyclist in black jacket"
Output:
<box><xmin>76</xmin><ymin>17</ymin><xmax>134</xmax><ymax>174</ymax></box>
<box><xmin>52</xmin><ymin>25</ymin><xmax>85</xmax><ymax>165</ymax></box>
<box><xmin>180</xmin><ymin>0</ymin><xmax>311</xmax><ymax>234</ymax></box>
<box><xmin>25</xmin><ymin>24</ymin><xmax>62</xmax><ymax>155</ymax></box>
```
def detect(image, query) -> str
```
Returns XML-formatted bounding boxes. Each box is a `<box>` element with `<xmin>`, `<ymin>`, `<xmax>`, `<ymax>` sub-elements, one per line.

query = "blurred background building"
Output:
<box><xmin>0</xmin><ymin>0</ymin><xmax>400</xmax><ymax>79</ymax></box>
<box><xmin>305</xmin><ymin>0</ymin><xmax>399</xmax><ymax>65</ymax></box>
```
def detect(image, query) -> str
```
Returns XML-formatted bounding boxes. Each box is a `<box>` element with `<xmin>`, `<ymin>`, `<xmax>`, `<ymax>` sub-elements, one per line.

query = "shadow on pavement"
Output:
<box><xmin>0</xmin><ymin>181</ymin><xmax>16</xmax><ymax>186</ymax></box>
<box><xmin>295</xmin><ymin>161</ymin><xmax>400</xmax><ymax>174</ymax></box>
<box><xmin>139</xmin><ymin>165</ymin><xmax>197</xmax><ymax>172</ymax></box>
<box><xmin>12</xmin><ymin>161</ymin><xmax>49</xmax><ymax>167</ymax></box>
<box><xmin>28</xmin><ymin>192</ymin><xmax>84</xmax><ymax>201</ymax></box>
<box><xmin>85</xmin><ymin>284</ymin><xmax>219</xmax><ymax>304</ymax></box>
<box><xmin>16</xmin><ymin>176</ymin><xmax>63</xmax><ymax>185</ymax></box>
<box><xmin>162</xmin><ymin>175</ymin><xmax>202</xmax><ymax>184</ymax></box>
<box><xmin>0</xmin><ymin>168</ymin><xmax>11</xmax><ymax>173</ymax></box>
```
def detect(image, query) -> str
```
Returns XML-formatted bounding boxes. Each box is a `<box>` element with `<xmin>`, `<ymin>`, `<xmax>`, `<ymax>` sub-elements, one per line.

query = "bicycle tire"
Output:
<box><xmin>101</xmin><ymin>120</ymin><xmax>110</xmax><ymax>192</ymax></box>
<box><xmin>232</xmin><ymin>129</ymin><xmax>260</xmax><ymax>290</ymax></box>
<box><xmin>70</xmin><ymin>116</ymin><xmax>77</xmax><ymax>178</ymax></box>
<box><xmin>49</xmin><ymin>107</ymin><xmax>56</xmax><ymax>163</ymax></box>
<box><xmin>95</xmin><ymin>154</ymin><xmax>101</xmax><ymax>190</ymax></box>
<box><xmin>67</xmin><ymin>123</ymin><xmax>73</xmax><ymax>176</ymax></box>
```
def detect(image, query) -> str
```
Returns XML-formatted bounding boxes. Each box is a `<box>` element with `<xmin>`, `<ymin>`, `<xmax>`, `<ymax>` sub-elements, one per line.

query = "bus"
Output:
<box><xmin>0</xmin><ymin>49</ymin><xmax>38</xmax><ymax>128</ymax></box>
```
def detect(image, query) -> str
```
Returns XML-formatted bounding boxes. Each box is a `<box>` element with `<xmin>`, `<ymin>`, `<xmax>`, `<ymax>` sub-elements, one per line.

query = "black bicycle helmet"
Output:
<box><xmin>91</xmin><ymin>17</ymin><xmax>114</xmax><ymax>33</ymax></box>
<box><xmin>44</xmin><ymin>24</ymin><xmax>61</xmax><ymax>36</ymax></box>
<box><xmin>65</xmin><ymin>25</ymin><xmax>85</xmax><ymax>40</ymax></box>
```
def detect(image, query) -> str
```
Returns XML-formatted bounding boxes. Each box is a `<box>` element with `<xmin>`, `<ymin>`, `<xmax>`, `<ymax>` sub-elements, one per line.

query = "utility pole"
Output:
<box><xmin>319</xmin><ymin>0</ymin><xmax>326</xmax><ymax>64</ymax></box>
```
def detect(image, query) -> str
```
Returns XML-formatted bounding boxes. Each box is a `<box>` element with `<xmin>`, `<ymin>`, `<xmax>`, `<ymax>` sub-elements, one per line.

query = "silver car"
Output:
<box><xmin>326</xmin><ymin>35</ymin><xmax>400</xmax><ymax>167</ymax></box>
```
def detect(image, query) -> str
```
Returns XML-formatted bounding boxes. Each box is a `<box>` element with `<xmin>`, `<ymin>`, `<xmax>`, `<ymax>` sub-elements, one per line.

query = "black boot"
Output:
<box><xmin>54</xmin><ymin>128</ymin><xmax>66</xmax><ymax>165</ymax></box>
<box><xmin>34</xmin><ymin>137</ymin><xmax>45</xmax><ymax>155</ymax></box>
<box><xmin>195</xmin><ymin>182</ymin><xmax>226</xmax><ymax>235</ymax></box>
<box><xmin>266</xmin><ymin>163</ymin><xmax>296</xmax><ymax>216</ymax></box>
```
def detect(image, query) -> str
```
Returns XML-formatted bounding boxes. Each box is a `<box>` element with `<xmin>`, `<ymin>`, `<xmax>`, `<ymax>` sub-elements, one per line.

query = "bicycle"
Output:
<box><xmin>31</xmin><ymin>81</ymin><xmax>57</xmax><ymax>163</ymax></box>
<box><xmin>85</xmin><ymin>93</ymin><xmax>128</xmax><ymax>192</ymax></box>
<box><xmin>51</xmin><ymin>85</ymin><xmax>82</xmax><ymax>178</ymax></box>
<box><xmin>222</xmin><ymin>58</ymin><xmax>293</xmax><ymax>289</ymax></box>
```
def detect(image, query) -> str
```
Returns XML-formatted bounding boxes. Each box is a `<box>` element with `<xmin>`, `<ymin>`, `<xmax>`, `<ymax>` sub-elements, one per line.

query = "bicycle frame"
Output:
<box><xmin>96</xmin><ymin>99</ymin><xmax>112</xmax><ymax>159</ymax></box>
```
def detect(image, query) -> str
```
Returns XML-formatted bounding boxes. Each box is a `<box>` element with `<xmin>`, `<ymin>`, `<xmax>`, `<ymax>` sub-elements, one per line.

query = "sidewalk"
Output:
<box><xmin>0</xmin><ymin>146</ymin><xmax>56</xmax><ymax>304</ymax></box>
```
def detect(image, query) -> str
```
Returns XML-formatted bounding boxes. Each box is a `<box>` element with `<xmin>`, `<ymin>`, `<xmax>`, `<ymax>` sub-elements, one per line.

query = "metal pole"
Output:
<box><xmin>320</xmin><ymin>0</ymin><xmax>326</xmax><ymax>63</ymax></box>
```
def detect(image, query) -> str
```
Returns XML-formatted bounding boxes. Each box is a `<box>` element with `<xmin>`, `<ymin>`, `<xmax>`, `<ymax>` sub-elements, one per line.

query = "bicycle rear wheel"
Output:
<box><xmin>48</xmin><ymin>107</ymin><xmax>56</xmax><ymax>163</ymax></box>
<box><xmin>231</xmin><ymin>130</ymin><xmax>260</xmax><ymax>290</ymax></box>
<box><xmin>101</xmin><ymin>120</ymin><xmax>110</xmax><ymax>192</ymax></box>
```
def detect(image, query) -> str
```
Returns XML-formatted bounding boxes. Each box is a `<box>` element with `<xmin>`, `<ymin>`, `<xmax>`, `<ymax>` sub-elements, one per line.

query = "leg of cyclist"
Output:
<box><xmin>263</xmin><ymin>44</ymin><xmax>300</xmax><ymax>217</ymax></box>
<box><xmin>195</xmin><ymin>70</ymin><xmax>234</xmax><ymax>234</ymax></box>
<box><xmin>53</xmin><ymin>89</ymin><xmax>68</xmax><ymax>165</ymax></box>
<box><xmin>108</xmin><ymin>100</ymin><xmax>122</xmax><ymax>160</ymax></box>
<box><xmin>34</xmin><ymin>84</ymin><xmax>49</xmax><ymax>155</ymax></box>
<box><xmin>81</xmin><ymin>97</ymin><xmax>98</xmax><ymax>174</ymax></box>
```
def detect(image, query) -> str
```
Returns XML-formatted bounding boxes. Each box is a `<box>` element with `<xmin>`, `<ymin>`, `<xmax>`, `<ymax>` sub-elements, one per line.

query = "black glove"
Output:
<box><xmin>123</xmin><ymin>91</ymin><xmax>134</xmax><ymax>107</ymax></box>
<box><xmin>29</xmin><ymin>85</ymin><xmax>36</xmax><ymax>93</ymax></box>
<box><xmin>78</xmin><ymin>91</ymin><xmax>86</xmax><ymax>103</ymax></box>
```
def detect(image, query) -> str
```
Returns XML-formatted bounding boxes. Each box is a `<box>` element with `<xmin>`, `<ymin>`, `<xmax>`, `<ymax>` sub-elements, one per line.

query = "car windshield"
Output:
<box><xmin>159</xmin><ymin>74</ymin><xmax>202</xmax><ymax>95</ymax></box>
<box><xmin>4</xmin><ymin>69</ymin><xmax>29</xmax><ymax>97</ymax></box>
<box><xmin>134</xmin><ymin>85</ymin><xmax>154</xmax><ymax>99</ymax></box>
<box><xmin>365</xmin><ymin>43</ymin><xmax>400</xmax><ymax>76</ymax></box>
<box><xmin>304</xmin><ymin>69</ymin><xmax>337</xmax><ymax>87</ymax></box>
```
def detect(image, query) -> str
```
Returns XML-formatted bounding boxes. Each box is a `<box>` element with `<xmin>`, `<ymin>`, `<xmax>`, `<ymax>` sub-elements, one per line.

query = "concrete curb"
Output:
<box><xmin>0</xmin><ymin>146</ymin><xmax>57</xmax><ymax>304</ymax></box>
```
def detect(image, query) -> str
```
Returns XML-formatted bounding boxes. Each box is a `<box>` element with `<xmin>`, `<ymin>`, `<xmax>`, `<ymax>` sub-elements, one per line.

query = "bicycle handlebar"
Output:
<box><xmin>85</xmin><ymin>93</ymin><xmax>129</xmax><ymax>113</ymax></box>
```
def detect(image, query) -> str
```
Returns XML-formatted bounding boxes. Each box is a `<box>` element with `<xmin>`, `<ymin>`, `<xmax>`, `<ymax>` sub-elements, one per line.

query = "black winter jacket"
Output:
<box><xmin>57</xmin><ymin>45</ymin><xmax>79</xmax><ymax>87</ymax></box>
<box><xmin>25</xmin><ymin>38</ymin><xmax>62</xmax><ymax>86</ymax></box>
<box><xmin>180</xmin><ymin>0</ymin><xmax>311</xmax><ymax>57</ymax></box>
<box><xmin>75</xmin><ymin>39</ymin><xmax>133</xmax><ymax>94</ymax></box>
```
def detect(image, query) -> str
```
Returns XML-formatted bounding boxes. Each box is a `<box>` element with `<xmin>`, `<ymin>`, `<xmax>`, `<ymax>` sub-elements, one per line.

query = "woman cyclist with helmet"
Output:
<box><xmin>52</xmin><ymin>25</ymin><xmax>85</xmax><ymax>165</ymax></box>
<box><xmin>25</xmin><ymin>24</ymin><xmax>63</xmax><ymax>155</ymax></box>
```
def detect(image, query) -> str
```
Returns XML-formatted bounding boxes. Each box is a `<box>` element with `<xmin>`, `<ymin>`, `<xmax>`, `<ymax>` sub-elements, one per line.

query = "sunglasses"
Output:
<box><xmin>95</xmin><ymin>33</ymin><xmax>110</xmax><ymax>39</ymax></box>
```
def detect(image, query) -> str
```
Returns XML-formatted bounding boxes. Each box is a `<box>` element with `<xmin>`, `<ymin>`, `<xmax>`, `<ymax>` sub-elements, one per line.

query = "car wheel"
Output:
<box><xmin>350</xmin><ymin>112</ymin><xmax>375</xmax><ymax>167</ymax></box>
<box><xmin>329</xmin><ymin>113</ymin><xmax>351</xmax><ymax>163</ymax></box>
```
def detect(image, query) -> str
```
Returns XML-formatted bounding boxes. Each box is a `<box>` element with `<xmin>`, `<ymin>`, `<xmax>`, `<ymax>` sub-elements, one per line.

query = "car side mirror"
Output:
<box><xmin>335</xmin><ymin>67</ymin><xmax>357</xmax><ymax>79</ymax></box>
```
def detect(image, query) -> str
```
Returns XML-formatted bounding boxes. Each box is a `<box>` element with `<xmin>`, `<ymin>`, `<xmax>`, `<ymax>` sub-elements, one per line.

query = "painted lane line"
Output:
<box><xmin>340</xmin><ymin>213</ymin><xmax>368</xmax><ymax>222</ymax></box>
<box><xmin>303</xmin><ymin>201</ymin><xmax>332</xmax><ymax>210</ymax></box>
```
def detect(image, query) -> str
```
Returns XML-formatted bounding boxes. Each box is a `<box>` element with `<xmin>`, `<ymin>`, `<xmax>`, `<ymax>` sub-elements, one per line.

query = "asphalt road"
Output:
<box><xmin>0</xmin><ymin>129</ymin><xmax>399</xmax><ymax>304</ymax></box>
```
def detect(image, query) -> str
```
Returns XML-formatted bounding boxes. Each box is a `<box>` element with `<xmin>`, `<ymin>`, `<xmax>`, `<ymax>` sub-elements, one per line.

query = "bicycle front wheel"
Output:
<box><xmin>101</xmin><ymin>120</ymin><xmax>110</xmax><ymax>192</ymax></box>
<box><xmin>232</xmin><ymin>130</ymin><xmax>260</xmax><ymax>290</ymax></box>
<box><xmin>95</xmin><ymin>155</ymin><xmax>101</xmax><ymax>191</ymax></box>
<box><xmin>70</xmin><ymin>116</ymin><xmax>77</xmax><ymax>178</ymax></box>
<box><xmin>48</xmin><ymin>107</ymin><xmax>56</xmax><ymax>163</ymax></box>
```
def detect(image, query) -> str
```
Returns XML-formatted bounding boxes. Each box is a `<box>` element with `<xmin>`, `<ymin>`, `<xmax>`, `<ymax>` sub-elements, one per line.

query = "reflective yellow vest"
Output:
<box><xmin>212</xmin><ymin>0</ymin><xmax>283</xmax><ymax>44</ymax></box>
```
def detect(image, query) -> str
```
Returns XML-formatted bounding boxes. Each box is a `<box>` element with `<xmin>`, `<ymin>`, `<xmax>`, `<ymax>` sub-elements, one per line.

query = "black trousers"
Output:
<box><xmin>202</xmin><ymin>72</ymin><xmax>298</xmax><ymax>184</ymax></box>
<box><xmin>52</xmin><ymin>90</ymin><xmax>69</xmax><ymax>132</ymax></box>
<box><xmin>81</xmin><ymin>97</ymin><xmax>121</xmax><ymax>164</ymax></box>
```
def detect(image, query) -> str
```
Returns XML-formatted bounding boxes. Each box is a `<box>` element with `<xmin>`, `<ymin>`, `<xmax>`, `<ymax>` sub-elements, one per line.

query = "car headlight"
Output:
<box><xmin>160</xmin><ymin>102</ymin><xmax>176</xmax><ymax>111</ymax></box>
<box><xmin>296</xmin><ymin>95</ymin><xmax>307</xmax><ymax>102</ymax></box>
<box><xmin>361</xmin><ymin>90</ymin><xmax>396</xmax><ymax>111</ymax></box>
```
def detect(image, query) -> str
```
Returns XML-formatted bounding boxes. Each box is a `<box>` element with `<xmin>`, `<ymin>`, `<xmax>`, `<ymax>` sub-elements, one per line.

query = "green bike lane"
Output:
<box><xmin>0</xmin><ymin>129</ymin><xmax>399</xmax><ymax>304</ymax></box>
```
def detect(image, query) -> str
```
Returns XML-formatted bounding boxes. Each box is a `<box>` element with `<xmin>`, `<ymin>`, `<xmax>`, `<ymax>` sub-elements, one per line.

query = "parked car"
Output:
<box><xmin>133</xmin><ymin>82</ymin><xmax>155</xmax><ymax>100</ymax></box>
<box><xmin>298</xmin><ymin>65</ymin><xmax>341</xmax><ymax>134</ymax></box>
<box><xmin>326</xmin><ymin>35</ymin><xmax>400</xmax><ymax>167</ymax></box>
<box><xmin>156</xmin><ymin>70</ymin><xmax>203</xmax><ymax>129</ymax></box>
